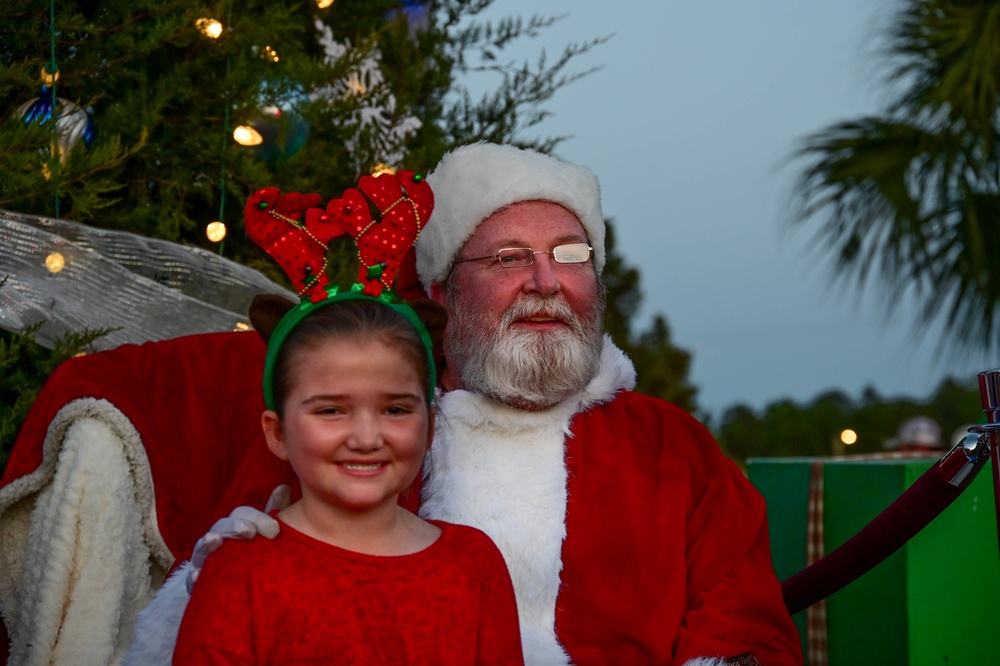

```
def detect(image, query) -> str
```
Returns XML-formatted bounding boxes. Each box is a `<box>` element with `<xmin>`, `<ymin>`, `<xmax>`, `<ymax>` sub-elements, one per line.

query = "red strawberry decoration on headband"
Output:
<box><xmin>244</xmin><ymin>187</ymin><xmax>340</xmax><ymax>303</ymax></box>
<box><xmin>245</xmin><ymin>170</ymin><xmax>432</xmax><ymax>301</ymax></box>
<box><xmin>323</xmin><ymin>170</ymin><xmax>433</xmax><ymax>296</ymax></box>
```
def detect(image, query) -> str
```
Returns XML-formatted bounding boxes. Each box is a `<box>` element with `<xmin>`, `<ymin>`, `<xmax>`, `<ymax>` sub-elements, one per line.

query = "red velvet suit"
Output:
<box><xmin>174</xmin><ymin>520</ymin><xmax>523</xmax><ymax>665</ymax></box>
<box><xmin>555</xmin><ymin>391</ymin><xmax>800</xmax><ymax>664</ymax></box>
<box><xmin>415</xmin><ymin>340</ymin><xmax>801</xmax><ymax>666</ymax></box>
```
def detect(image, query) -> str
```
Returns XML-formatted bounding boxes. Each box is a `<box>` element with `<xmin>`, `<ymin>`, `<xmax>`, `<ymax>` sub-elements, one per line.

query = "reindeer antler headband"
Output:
<box><xmin>244</xmin><ymin>170</ymin><xmax>439</xmax><ymax>409</ymax></box>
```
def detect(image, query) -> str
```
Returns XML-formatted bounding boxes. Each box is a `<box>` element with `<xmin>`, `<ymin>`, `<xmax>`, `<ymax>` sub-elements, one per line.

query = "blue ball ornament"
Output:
<box><xmin>18</xmin><ymin>79</ymin><xmax>96</xmax><ymax>163</ymax></box>
<box><xmin>251</xmin><ymin>109</ymin><xmax>310</xmax><ymax>168</ymax></box>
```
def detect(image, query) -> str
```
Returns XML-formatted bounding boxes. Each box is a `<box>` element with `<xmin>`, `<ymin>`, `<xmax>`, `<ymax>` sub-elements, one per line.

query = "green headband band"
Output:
<box><xmin>262</xmin><ymin>284</ymin><xmax>437</xmax><ymax>410</ymax></box>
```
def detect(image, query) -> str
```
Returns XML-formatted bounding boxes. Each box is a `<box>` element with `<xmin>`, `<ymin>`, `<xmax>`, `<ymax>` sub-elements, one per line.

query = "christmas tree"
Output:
<box><xmin>0</xmin><ymin>0</ymin><xmax>697</xmax><ymax>470</ymax></box>
<box><xmin>1</xmin><ymin>0</ymin><xmax>604</xmax><ymax>264</ymax></box>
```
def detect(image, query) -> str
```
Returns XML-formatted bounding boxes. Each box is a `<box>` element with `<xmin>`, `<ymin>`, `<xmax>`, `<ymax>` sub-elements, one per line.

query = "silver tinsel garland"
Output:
<box><xmin>0</xmin><ymin>209</ymin><xmax>295</xmax><ymax>350</ymax></box>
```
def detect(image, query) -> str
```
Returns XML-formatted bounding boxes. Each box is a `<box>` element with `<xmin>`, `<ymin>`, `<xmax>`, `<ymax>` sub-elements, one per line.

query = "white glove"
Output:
<box><xmin>185</xmin><ymin>484</ymin><xmax>291</xmax><ymax>594</ymax></box>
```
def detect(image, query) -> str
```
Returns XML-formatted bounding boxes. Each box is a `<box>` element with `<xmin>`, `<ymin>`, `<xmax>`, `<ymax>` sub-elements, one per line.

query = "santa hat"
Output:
<box><xmin>416</xmin><ymin>142</ymin><xmax>605</xmax><ymax>290</ymax></box>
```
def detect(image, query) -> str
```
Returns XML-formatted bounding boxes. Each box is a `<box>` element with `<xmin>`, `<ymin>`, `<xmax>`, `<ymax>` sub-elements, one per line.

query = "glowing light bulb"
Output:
<box><xmin>233</xmin><ymin>125</ymin><xmax>263</xmax><ymax>146</ymax></box>
<box><xmin>196</xmin><ymin>18</ymin><xmax>224</xmax><ymax>39</ymax></box>
<box><xmin>371</xmin><ymin>163</ymin><xmax>396</xmax><ymax>177</ymax></box>
<box><xmin>262</xmin><ymin>46</ymin><xmax>279</xmax><ymax>63</ymax></box>
<box><xmin>45</xmin><ymin>252</ymin><xmax>66</xmax><ymax>273</ymax></box>
<box><xmin>345</xmin><ymin>72</ymin><xmax>366</xmax><ymax>95</ymax></box>
<box><xmin>316</xmin><ymin>0</ymin><xmax>335</xmax><ymax>7</ymax></box>
<box><xmin>234</xmin><ymin>322</ymin><xmax>251</xmax><ymax>331</ymax></box>
<box><xmin>206</xmin><ymin>221</ymin><xmax>227</xmax><ymax>242</ymax></box>
<box><xmin>840</xmin><ymin>429</ymin><xmax>858</xmax><ymax>446</ymax></box>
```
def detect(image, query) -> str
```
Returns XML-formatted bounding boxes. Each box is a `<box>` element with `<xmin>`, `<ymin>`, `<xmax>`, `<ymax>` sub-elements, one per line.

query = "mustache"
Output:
<box><xmin>499</xmin><ymin>296</ymin><xmax>583</xmax><ymax>332</ymax></box>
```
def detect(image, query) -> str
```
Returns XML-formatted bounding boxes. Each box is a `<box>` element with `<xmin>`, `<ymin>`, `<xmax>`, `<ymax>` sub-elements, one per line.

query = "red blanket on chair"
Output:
<box><xmin>0</xmin><ymin>330</ymin><xmax>298</xmax><ymax>565</ymax></box>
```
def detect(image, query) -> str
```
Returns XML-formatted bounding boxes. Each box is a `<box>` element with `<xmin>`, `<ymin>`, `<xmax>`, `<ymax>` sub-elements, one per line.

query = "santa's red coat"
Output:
<box><xmin>555</xmin><ymin>392</ymin><xmax>800</xmax><ymax>664</ymax></box>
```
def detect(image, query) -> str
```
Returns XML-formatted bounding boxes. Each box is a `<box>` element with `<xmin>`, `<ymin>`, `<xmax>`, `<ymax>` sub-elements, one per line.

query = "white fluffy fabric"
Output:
<box><xmin>122</xmin><ymin>564</ymin><xmax>191</xmax><ymax>666</ymax></box>
<box><xmin>419</xmin><ymin>336</ymin><xmax>634</xmax><ymax>665</ymax></box>
<box><xmin>0</xmin><ymin>401</ymin><xmax>171</xmax><ymax>665</ymax></box>
<box><xmin>417</xmin><ymin>142</ymin><xmax>606</xmax><ymax>290</ymax></box>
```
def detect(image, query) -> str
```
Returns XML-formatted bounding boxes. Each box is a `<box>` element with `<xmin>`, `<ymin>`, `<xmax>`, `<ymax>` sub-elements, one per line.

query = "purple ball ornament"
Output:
<box><xmin>388</xmin><ymin>0</ymin><xmax>430</xmax><ymax>37</ymax></box>
<box><xmin>18</xmin><ymin>70</ymin><xmax>96</xmax><ymax>164</ymax></box>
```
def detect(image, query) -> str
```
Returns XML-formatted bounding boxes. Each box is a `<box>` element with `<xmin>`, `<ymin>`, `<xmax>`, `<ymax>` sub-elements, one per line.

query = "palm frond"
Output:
<box><xmin>885</xmin><ymin>0</ymin><xmax>1000</xmax><ymax>138</ymax></box>
<box><xmin>792</xmin><ymin>0</ymin><xmax>1000</xmax><ymax>355</ymax></box>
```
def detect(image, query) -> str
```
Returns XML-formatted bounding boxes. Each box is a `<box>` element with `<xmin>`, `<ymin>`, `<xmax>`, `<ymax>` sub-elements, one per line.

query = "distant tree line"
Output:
<box><xmin>710</xmin><ymin>378</ymin><xmax>984</xmax><ymax>466</ymax></box>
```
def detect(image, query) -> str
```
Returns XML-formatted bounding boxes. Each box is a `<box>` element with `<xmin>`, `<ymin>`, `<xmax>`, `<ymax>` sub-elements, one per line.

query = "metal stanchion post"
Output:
<box><xmin>976</xmin><ymin>370</ymin><xmax>1000</xmax><ymax>558</ymax></box>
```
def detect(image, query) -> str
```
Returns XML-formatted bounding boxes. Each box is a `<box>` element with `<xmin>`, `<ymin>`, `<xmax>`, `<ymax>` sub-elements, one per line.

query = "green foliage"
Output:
<box><xmin>602</xmin><ymin>222</ymin><xmax>698</xmax><ymax>413</ymax></box>
<box><xmin>0</xmin><ymin>323</ymin><xmax>114</xmax><ymax>474</ymax></box>
<box><xmin>440</xmin><ymin>9</ymin><xmax>610</xmax><ymax>153</ymax></box>
<box><xmin>0</xmin><ymin>0</ymin><xmax>607</xmax><ymax>266</ymax></box>
<box><xmin>791</xmin><ymin>0</ymin><xmax>1000</xmax><ymax>354</ymax></box>
<box><xmin>713</xmin><ymin>378</ymin><xmax>984</xmax><ymax>466</ymax></box>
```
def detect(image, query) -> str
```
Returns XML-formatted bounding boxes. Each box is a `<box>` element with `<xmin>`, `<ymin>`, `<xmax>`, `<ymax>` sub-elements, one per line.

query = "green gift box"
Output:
<box><xmin>748</xmin><ymin>457</ymin><xmax>999</xmax><ymax>666</ymax></box>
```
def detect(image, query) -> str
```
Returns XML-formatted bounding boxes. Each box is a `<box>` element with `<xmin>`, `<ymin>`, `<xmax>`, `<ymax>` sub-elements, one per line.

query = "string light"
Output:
<box><xmin>233</xmin><ymin>125</ymin><xmax>263</xmax><ymax>146</ymax></box>
<box><xmin>345</xmin><ymin>72</ymin><xmax>366</xmax><ymax>95</ymax></box>
<box><xmin>371</xmin><ymin>163</ymin><xmax>396</xmax><ymax>177</ymax></box>
<box><xmin>234</xmin><ymin>322</ymin><xmax>251</xmax><ymax>331</ymax></box>
<box><xmin>195</xmin><ymin>18</ymin><xmax>223</xmax><ymax>39</ymax></box>
<box><xmin>213</xmin><ymin>2</ymin><xmax>234</xmax><ymax>258</ymax></box>
<box><xmin>45</xmin><ymin>252</ymin><xmax>65</xmax><ymax>273</ymax></box>
<box><xmin>262</xmin><ymin>46</ymin><xmax>279</xmax><ymax>63</ymax></box>
<box><xmin>206</xmin><ymin>221</ymin><xmax>227</xmax><ymax>242</ymax></box>
<box><xmin>316</xmin><ymin>0</ymin><xmax>335</xmax><ymax>7</ymax></box>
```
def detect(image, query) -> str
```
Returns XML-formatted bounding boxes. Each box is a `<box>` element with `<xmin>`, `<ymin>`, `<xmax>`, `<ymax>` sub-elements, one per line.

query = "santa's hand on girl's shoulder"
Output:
<box><xmin>185</xmin><ymin>485</ymin><xmax>291</xmax><ymax>593</ymax></box>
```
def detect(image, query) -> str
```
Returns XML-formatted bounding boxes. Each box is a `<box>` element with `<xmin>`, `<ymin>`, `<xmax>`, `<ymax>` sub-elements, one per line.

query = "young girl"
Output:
<box><xmin>172</xmin><ymin>296</ymin><xmax>524</xmax><ymax>664</ymax></box>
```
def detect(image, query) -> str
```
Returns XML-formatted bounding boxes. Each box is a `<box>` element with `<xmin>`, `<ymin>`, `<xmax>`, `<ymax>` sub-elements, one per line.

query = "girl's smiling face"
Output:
<box><xmin>262</xmin><ymin>337</ymin><xmax>431</xmax><ymax>520</ymax></box>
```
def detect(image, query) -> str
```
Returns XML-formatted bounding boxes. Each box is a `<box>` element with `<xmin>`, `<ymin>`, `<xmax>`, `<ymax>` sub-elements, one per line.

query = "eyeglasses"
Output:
<box><xmin>452</xmin><ymin>243</ymin><xmax>593</xmax><ymax>269</ymax></box>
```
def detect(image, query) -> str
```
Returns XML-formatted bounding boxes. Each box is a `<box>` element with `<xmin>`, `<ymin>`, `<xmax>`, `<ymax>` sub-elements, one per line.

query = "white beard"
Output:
<box><xmin>444</xmin><ymin>293</ymin><xmax>604</xmax><ymax>410</ymax></box>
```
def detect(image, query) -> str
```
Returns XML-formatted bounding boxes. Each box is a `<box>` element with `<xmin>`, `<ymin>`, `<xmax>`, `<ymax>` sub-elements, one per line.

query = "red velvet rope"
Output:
<box><xmin>782</xmin><ymin>452</ymin><xmax>968</xmax><ymax>615</ymax></box>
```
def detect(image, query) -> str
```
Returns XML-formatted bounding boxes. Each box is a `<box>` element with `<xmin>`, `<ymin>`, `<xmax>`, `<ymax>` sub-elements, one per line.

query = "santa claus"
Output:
<box><xmin>128</xmin><ymin>142</ymin><xmax>801</xmax><ymax>665</ymax></box>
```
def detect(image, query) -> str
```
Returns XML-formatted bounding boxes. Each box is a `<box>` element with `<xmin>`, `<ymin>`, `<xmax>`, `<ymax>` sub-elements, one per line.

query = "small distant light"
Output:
<box><xmin>206</xmin><ymin>221</ymin><xmax>227</xmax><ymax>242</ymax></box>
<box><xmin>196</xmin><ymin>18</ymin><xmax>224</xmax><ymax>39</ymax></box>
<box><xmin>840</xmin><ymin>429</ymin><xmax>858</xmax><ymax>446</ymax></box>
<box><xmin>41</xmin><ymin>162</ymin><xmax>53</xmax><ymax>180</ymax></box>
<box><xmin>45</xmin><ymin>252</ymin><xmax>66</xmax><ymax>273</ymax></box>
<box><xmin>234</xmin><ymin>322</ymin><xmax>251</xmax><ymax>331</ymax></box>
<box><xmin>233</xmin><ymin>125</ymin><xmax>263</xmax><ymax>146</ymax></box>
<box><xmin>262</xmin><ymin>45</ymin><xmax>279</xmax><ymax>63</ymax></box>
<box><xmin>371</xmin><ymin>163</ymin><xmax>396</xmax><ymax>177</ymax></box>
<box><xmin>316</xmin><ymin>0</ymin><xmax>335</xmax><ymax>8</ymax></box>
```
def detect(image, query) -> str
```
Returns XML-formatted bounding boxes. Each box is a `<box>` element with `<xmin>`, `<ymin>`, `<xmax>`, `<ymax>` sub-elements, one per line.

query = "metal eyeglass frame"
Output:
<box><xmin>451</xmin><ymin>242</ymin><xmax>594</xmax><ymax>271</ymax></box>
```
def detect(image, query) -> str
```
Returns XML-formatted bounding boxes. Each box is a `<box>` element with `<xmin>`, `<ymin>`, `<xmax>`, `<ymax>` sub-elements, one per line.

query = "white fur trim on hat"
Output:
<box><xmin>416</xmin><ymin>142</ymin><xmax>605</xmax><ymax>290</ymax></box>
